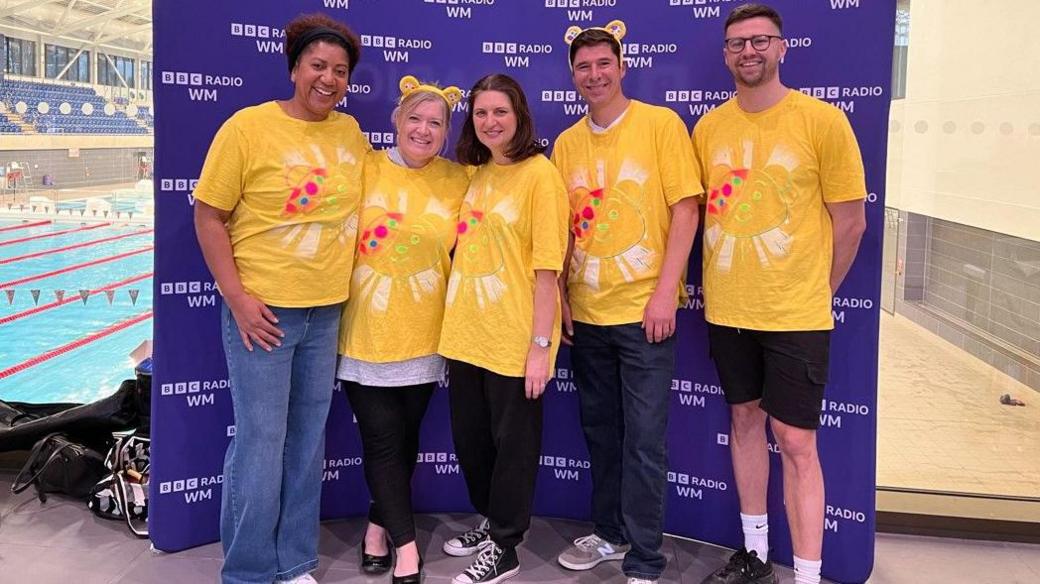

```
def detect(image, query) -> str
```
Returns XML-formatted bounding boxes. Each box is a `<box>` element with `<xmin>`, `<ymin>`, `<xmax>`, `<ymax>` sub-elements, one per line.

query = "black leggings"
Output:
<box><xmin>344</xmin><ymin>381</ymin><xmax>435</xmax><ymax>547</ymax></box>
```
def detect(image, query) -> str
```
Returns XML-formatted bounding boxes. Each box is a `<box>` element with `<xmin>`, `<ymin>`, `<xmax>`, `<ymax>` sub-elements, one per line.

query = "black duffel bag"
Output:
<box><xmin>0</xmin><ymin>379</ymin><xmax>139</xmax><ymax>452</ymax></box>
<box><xmin>0</xmin><ymin>400</ymin><xmax>80</xmax><ymax>427</ymax></box>
<box><xmin>11</xmin><ymin>432</ymin><xmax>107</xmax><ymax>502</ymax></box>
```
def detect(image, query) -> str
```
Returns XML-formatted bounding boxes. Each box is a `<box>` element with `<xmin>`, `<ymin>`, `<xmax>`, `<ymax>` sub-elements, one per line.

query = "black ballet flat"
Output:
<box><xmin>360</xmin><ymin>539</ymin><xmax>392</xmax><ymax>574</ymax></box>
<box><xmin>391</xmin><ymin>556</ymin><xmax>423</xmax><ymax>584</ymax></box>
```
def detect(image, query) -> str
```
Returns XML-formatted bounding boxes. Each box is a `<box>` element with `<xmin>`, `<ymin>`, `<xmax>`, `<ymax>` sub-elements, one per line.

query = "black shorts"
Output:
<box><xmin>707</xmin><ymin>323</ymin><xmax>831</xmax><ymax>430</ymax></box>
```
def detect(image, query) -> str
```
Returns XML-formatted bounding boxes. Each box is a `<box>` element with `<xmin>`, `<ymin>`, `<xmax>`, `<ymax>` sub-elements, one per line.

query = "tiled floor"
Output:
<box><xmin>877</xmin><ymin>313</ymin><xmax>1040</xmax><ymax>497</ymax></box>
<box><xmin>2</xmin><ymin>298</ymin><xmax>1039</xmax><ymax>583</ymax></box>
<box><xmin>2</xmin><ymin>470</ymin><xmax>1039</xmax><ymax>583</ymax></box>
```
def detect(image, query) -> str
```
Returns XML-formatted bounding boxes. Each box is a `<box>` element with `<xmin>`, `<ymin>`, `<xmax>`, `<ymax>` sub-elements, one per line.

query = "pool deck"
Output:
<box><xmin>0</xmin><ymin>182</ymin><xmax>153</xmax><ymax>226</ymax></box>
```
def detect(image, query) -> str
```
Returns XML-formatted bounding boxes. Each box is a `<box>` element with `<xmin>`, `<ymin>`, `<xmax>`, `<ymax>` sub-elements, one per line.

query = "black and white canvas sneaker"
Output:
<box><xmin>443</xmin><ymin>517</ymin><xmax>491</xmax><ymax>557</ymax></box>
<box><xmin>451</xmin><ymin>540</ymin><xmax>520</xmax><ymax>584</ymax></box>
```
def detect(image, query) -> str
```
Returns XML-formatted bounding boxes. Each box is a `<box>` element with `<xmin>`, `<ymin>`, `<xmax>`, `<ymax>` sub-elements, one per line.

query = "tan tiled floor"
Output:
<box><xmin>878</xmin><ymin>313</ymin><xmax>1040</xmax><ymax>497</ymax></box>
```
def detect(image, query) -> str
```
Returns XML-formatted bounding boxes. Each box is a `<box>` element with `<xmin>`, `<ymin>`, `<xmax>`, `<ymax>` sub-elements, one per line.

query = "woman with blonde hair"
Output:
<box><xmin>338</xmin><ymin>75</ymin><xmax>469</xmax><ymax>584</ymax></box>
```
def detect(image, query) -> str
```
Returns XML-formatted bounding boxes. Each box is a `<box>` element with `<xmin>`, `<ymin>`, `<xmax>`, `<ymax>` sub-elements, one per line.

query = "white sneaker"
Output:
<box><xmin>557</xmin><ymin>533</ymin><xmax>631</xmax><ymax>570</ymax></box>
<box><xmin>627</xmin><ymin>578</ymin><xmax>657</xmax><ymax>584</ymax></box>
<box><xmin>280</xmin><ymin>573</ymin><xmax>317</xmax><ymax>584</ymax></box>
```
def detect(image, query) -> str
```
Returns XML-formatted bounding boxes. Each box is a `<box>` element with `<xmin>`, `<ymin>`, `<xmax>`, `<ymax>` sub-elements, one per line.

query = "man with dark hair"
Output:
<box><xmin>691</xmin><ymin>4</ymin><xmax>867</xmax><ymax>584</ymax></box>
<box><xmin>552</xmin><ymin>20</ymin><xmax>702</xmax><ymax>584</ymax></box>
<box><xmin>724</xmin><ymin>2</ymin><xmax>783</xmax><ymax>33</ymax></box>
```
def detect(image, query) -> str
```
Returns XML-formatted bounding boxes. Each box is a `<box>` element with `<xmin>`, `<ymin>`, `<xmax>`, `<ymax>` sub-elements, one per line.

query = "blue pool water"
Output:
<box><xmin>0</xmin><ymin>219</ymin><xmax>154</xmax><ymax>403</ymax></box>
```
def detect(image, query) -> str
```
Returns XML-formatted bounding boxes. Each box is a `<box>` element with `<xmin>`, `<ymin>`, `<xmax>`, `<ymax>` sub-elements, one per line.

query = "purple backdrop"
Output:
<box><xmin>152</xmin><ymin>1</ymin><xmax>893</xmax><ymax>582</ymax></box>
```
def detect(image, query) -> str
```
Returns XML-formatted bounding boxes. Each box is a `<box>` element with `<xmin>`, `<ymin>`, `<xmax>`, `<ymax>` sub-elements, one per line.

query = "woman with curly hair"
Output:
<box><xmin>193</xmin><ymin>12</ymin><xmax>367</xmax><ymax>584</ymax></box>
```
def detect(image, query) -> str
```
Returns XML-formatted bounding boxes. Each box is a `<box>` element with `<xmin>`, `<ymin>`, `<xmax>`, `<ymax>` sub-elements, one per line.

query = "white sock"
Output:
<box><xmin>739</xmin><ymin>513</ymin><xmax>769</xmax><ymax>561</ymax></box>
<box><xmin>793</xmin><ymin>555</ymin><xmax>822</xmax><ymax>584</ymax></box>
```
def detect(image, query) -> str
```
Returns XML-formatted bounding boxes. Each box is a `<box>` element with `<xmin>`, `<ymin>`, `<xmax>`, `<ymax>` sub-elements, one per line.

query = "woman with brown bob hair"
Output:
<box><xmin>193</xmin><ymin>12</ymin><xmax>366</xmax><ymax>584</ymax></box>
<box><xmin>436</xmin><ymin>74</ymin><xmax>570</xmax><ymax>584</ymax></box>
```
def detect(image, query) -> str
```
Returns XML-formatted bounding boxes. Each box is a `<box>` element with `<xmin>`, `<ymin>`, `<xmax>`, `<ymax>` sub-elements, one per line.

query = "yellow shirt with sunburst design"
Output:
<box><xmin>194</xmin><ymin>101</ymin><xmax>369</xmax><ymax>307</ymax></box>
<box><xmin>552</xmin><ymin>100</ymin><xmax>703</xmax><ymax>326</ymax></box>
<box><xmin>691</xmin><ymin>90</ymin><xmax>866</xmax><ymax>331</ymax></box>
<box><xmin>437</xmin><ymin>155</ymin><xmax>569</xmax><ymax>377</ymax></box>
<box><xmin>338</xmin><ymin>150</ymin><xmax>469</xmax><ymax>362</ymax></box>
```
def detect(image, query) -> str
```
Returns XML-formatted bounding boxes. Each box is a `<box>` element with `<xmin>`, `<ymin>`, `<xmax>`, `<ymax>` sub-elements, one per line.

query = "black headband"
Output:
<box><xmin>287</xmin><ymin>27</ymin><xmax>351</xmax><ymax>73</ymax></box>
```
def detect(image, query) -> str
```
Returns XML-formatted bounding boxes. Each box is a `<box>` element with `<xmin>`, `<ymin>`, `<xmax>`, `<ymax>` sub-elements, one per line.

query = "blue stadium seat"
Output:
<box><xmin>1</xmin><ymin>79</ymin><xmax>153</xmax><ymax>135</ymax></box>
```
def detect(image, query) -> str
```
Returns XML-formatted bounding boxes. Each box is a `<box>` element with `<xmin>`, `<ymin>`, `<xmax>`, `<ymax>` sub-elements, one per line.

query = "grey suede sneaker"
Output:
<box><xmin>557</xmin><ymin>534</ymin><xmax>631</xmax><ymax>570</ymax></box>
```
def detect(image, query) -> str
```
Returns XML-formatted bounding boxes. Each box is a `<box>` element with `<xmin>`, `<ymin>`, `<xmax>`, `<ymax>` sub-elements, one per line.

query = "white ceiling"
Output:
<box><xmin>1</xmin><ymin>0</ymin><xmax>151</xmax><ymax>57</ymax></box>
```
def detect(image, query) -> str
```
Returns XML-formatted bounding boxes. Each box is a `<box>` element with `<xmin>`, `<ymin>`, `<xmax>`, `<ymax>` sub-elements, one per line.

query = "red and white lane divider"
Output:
<box><xmin>0</xmin><ymin>246</ymin><xmax>153</xmax><ymax>289</ymax></box>
<box><xmin>0</xmin><ymin>222</ymin><xmax>111</xmax><ymax>247</ymax></box>
<box><xmin>0</xmin><ymin>272</ymin><xmax>152</xmax><ymax>325</ymax></box>
<box><xmin>0</xmin><ymin>229</ymin><xmax>153</xmax><ymax>266</ymax></box>
<box><xmin>0</xmin><ymin>220</ymin><xmax>53</xmax><ymax>234</ymax></box>
<box><xmin>0</xmin><ymin>311</ymin><xmax>153</xmax><ymax>380</ymax></box>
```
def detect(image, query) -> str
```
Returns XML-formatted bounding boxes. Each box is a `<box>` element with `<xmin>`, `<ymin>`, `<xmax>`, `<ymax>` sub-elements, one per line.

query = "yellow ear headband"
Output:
<box><xmin>398</xmin><ymin>75</ymin><xmax>463</xmax><ymax>109</ymax></box>
<box><xmin>564</xmin><ymin>19</ymin><xmax>627</xmax><ymax>70</ymax></box>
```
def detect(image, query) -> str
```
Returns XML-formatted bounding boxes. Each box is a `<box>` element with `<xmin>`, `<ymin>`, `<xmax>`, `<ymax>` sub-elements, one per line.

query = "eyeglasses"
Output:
<box><xmin>724</xmin><ymin>35</ymin><xmax>783</xmax><ymax>53</ymax></box>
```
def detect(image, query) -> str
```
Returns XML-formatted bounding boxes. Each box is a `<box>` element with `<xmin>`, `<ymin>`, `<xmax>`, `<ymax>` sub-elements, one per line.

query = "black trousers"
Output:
<box><xmin>447</xmin><ymin>359</ymin><xmax>543</xmax><ymax>550</ymax></box>
<box><xmin>344</xmin><ymin>381</ymin><xmax>435</xmax><ymax>547</ymax></box>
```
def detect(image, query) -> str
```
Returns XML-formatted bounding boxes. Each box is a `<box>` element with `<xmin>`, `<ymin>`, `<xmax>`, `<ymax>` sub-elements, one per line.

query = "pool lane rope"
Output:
<box><xmin>0</xmin><ymin>310</ymin><xmax>153</xmax><ymax>380</ymax></box>
<box><xmin>0</xmin><ymin>272</ymin><xmax>152</xmax><ymax>325</ymax></box>
<box><xmin>0</xmin><ymin>220</ymin><xmax>53</xmax><ymax>234</ymax></box>
<box><xmin>0</xmin><ymin>246</ymin><xmax>154</xmax><ymax>289</ymax></box>
<box><xmin>0</xmin><ymin>222</ymin><xmax>111</xmax><ymax>247</ymax></box>
<box><xmin>0</xmin><ymin>228</ymin><xmax>153</xmax><ymax>265</ymax></box>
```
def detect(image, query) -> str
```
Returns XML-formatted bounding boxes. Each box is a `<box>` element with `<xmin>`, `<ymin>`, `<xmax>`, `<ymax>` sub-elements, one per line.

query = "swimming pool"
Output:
<box><xmin>55</xmin><ymin>197</ymin><xmax>144</xmax><ymax>214</ymax></box>
<box><xmin>0</xmin><ymin>218</ymin><xmax>154</xmax><ymax>403</ymax></box>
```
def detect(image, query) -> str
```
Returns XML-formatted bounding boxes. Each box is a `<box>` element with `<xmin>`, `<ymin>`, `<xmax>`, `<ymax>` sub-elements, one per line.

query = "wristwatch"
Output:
<box><xmin>532</xmin><ymin>336</ymin><xmax>552</xmax><ymax>348</ymax></box>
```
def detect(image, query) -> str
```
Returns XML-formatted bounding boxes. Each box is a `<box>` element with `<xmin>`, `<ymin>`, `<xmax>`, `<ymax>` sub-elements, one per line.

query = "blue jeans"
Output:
<box><xmin>571</xmin><ymin>322</ymin><xmax>675</xmax><ymax>580</ymax></box>
<box><xmin>219</xmin><ymin>302</ymin><xmax>342</xmax><ymax>584</ymax></box>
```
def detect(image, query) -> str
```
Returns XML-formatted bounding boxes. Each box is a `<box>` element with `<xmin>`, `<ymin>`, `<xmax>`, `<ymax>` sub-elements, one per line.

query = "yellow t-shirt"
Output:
<box><xmin>551</xmin><ymin>100</ymin><xmax>703</xmax><ymax>326</ymax></box>
<box><xmin>691</xmin><ymin>90</ymin><xmax>866</xmax><ymax>331</ymax></box>
<box><xmin>437</xmin><ymin>155</ymin><xmax>569</xmax><ymax>378</ymax></box>
<box><xmin>193</xmin><ymin>101</ymin><xmax>369</xmax><ymax>307</ymax></box>
<box><xmin>339</xmin><ymin>150</ymin><xmax>469</xmax><ymax>362</ymax></box>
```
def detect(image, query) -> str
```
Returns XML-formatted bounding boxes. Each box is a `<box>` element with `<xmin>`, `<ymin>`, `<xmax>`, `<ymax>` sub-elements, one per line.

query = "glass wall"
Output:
<box><xmin>4</xmin><ymin>36</ymin><xmax>36</xmax><ymax>76</ymax></box>
<box><xmin>890</xmin><ymin>9</ymin><xmax>908</xmax><ymax>100</ymax></box>
<box><xmin>97</xmin><ymin>53</ymin><xmax>135</xmax><ymax>87</ymax></box>
<box><xmin>879</xmin><ymin>0</ymin><xmax>1040</xmax><ymax>501</ymax></box>
<box><xmin>140</xmin><ymin>60</ymin><xmax>152</xmax><ymax>91</ymax></box>
<box><xmin>44</xmin><ymin>44</ymin><xmax>90</xmax><ymax>83</ymax></box>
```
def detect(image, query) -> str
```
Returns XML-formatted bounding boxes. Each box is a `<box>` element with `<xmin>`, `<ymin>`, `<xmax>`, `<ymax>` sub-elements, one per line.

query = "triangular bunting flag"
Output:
<box><xmin>3</xmin><ymin>289</ymin><xmax>13</xmax><ymax>305</ymax></box>
<box><xmin>128</xmin><ymin>289</ymin><xmax>140</xmax><ymax>305</ymax></box>
<box><xmin>79</xmin><ymin>289</ymin><xmax>91</xmax><ymax>304</ymax></box>
<box><xmin>54</xmin><ymin>289</ymin><xmax>65</xmax><ymax>303</ymax></box>
<box><xmin>105</xmin><ymin>290</ymin><xmax>116</xmax><ymax>304</ymax></box>
<box><xmin>30</xmin><ymin>289</ymin><xmax>41</xmax><ymax>305</ymax></box>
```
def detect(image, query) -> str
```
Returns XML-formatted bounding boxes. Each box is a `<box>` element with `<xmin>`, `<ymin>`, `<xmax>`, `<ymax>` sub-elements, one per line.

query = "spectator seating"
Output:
<box><xmin>0</xmin><ymin>112</ymin><xmax>22</xmax><ymax>133</ymax></box>
<box><xmin>0</xmin><ymin>79</ymin><xmax>151</xmax><ymax>135</ymax></box>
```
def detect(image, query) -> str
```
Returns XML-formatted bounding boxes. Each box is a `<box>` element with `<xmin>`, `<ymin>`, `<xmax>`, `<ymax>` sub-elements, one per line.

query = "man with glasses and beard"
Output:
<box><xmin>690</xmin><ymin>4</ymin><xmax>867</xmax><ymax>584</ymax></box>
